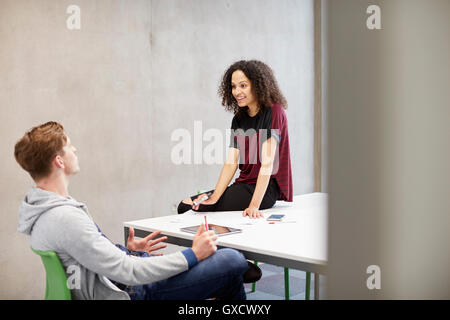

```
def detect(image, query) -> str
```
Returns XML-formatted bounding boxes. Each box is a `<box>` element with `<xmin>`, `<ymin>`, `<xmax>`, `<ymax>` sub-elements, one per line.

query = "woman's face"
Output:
<box><xmin>231</xmin><ymin>70</ymin><xmax>257</xmax><ymax>109</ymax></box>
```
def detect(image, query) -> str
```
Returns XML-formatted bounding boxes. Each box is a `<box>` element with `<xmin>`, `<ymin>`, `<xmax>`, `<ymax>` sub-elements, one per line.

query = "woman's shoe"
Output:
<box><xmin>243</xmin><ymin>261</ymin><xmax>262</xmax><ymax>283</ymax></box>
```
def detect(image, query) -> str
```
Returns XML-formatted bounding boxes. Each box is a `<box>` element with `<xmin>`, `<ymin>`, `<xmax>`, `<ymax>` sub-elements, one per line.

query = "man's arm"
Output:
<box><xmin>53</xmin><ymin>208</ymin><xmax>196</xmax><ymax>286</ymax></box>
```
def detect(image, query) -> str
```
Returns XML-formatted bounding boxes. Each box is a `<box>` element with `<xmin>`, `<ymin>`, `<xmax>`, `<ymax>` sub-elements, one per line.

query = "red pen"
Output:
<box><xmin>204</xmin><ymin>216</ymin><xmax>209</xmax><ymax>231</ymax></box>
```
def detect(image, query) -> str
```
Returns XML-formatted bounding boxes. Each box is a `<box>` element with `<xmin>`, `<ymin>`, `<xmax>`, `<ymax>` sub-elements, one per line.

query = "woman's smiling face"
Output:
<box><xmin>231</xmin><ymin>70</ymin><xmax>257</xmax><ymax>109</ymax></box>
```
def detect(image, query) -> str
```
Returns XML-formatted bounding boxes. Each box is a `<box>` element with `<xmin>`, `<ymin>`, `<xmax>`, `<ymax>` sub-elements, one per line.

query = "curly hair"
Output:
<box><xmin>218</xmin><ymin>60</ymin><xmax>287</xmax><ymax>114</ymax></box>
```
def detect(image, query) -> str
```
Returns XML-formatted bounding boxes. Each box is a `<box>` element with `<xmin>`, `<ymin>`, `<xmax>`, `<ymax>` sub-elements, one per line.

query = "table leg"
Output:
<box><xmin>305</xmin><ymin>272</ymin><xmax>311</xmax><ymax>300</ymax></box>
<box><xmin>251</xmin><ymin>261</ymin><xmax>259</xmax><ymax>292</ymax></box>
<box><xmin>284</xmin><ymin>267</ymin><xmax>290</xmax><ymax>300</ymax></box>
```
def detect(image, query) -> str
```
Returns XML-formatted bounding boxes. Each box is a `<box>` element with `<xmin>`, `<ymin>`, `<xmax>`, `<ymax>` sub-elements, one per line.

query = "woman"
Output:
<box><xmin>177</xmin><ymin>60</ymin><xmax>293</xmax><ymax>219</ymax></box>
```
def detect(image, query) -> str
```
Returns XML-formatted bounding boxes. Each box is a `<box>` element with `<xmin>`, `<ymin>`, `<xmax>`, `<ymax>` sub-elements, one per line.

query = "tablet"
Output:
<box><xmin>180</xmin><ymin>224</ymin><xmax>242</xmax><ymax>236</ymax></box>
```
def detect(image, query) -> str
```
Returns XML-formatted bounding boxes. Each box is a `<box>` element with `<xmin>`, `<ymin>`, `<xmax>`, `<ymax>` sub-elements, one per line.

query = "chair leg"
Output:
<box><xmin>305</xmin><ymin>272</ymin><xmax>311</xmax><ymax>300</ymax></box>
<box><xmin>284</xmin><ymin>267</ymin><xmax>290</xmax><ymax>300</ymax></box>
<box><xmin>251</xmin><ymin>261</ymin><xmax>258</xmax><ymax>292</ymax></box>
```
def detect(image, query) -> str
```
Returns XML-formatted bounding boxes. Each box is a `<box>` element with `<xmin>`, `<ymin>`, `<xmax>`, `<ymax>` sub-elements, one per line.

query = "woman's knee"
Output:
<box><xmin>259</xmin><ymin>199</ymin><xmax>276</xmax><ymax>210</ymax></box>
<box><xmin>260</xmin><ymin>193</ymin><xmax>277</xmax><ymax>209</ymax></box>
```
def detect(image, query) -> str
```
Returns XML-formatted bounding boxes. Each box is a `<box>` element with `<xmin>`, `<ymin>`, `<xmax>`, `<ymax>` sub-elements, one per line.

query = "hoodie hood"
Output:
<box><xmin>18</xmin><ymin>186</ymin><xmax>87</xmax><ymax>235</ymax></box>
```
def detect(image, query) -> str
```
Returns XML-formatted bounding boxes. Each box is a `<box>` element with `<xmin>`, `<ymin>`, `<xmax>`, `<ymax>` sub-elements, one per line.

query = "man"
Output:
<box><xmin>15</xmin><ymin>121</ymin><xmax>249</xmax><ymax>300</ymax></box>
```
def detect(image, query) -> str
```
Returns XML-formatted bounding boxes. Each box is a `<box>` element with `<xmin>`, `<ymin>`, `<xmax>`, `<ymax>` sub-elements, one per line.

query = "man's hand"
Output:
<box><xmin>126</xmin><ymin>227</ymin><xmax>168</xmax><ymax>255</ymax></box>
<box><xmin>243</xmin><ymin>206</ymin><xmax>264</xmax><ymax>219</ymax></box>
<box><xmin>191</xmin><ymin>224</ymin><xmax>218</xmax><ymax>261</ymax></box>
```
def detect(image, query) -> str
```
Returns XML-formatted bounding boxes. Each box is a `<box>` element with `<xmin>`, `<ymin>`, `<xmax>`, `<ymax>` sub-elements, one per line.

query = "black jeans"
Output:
<box><xmin>177</xmin><ymin>178</ymin><xmax>280</xmax><ymax>214</ymax></box>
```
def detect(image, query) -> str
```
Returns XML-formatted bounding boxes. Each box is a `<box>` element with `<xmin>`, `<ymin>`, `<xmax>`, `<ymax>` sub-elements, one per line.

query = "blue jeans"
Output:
<box><xmin>124</xmin><ymin>248</ymin><xmax>248</xmax><ymax>300</ymax></box>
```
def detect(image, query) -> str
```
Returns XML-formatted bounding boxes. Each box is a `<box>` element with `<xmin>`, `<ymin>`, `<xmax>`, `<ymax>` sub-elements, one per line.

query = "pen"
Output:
<box><xmin>204</xmin><ymin>216</ymin><xmax>209</xmax><ymax>231</ymax></box>
<box><xmin>193</xmin><ymin>191</ymin><xmax>213</xmax><ymax>206</ymax></box>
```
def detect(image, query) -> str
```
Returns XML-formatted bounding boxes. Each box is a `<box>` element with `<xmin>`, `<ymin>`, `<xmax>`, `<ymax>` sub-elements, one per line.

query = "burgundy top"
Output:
<box><xmin>230</xmin><ymin>103</ymin><xmax>293</xmax><ymax>202</ymax></box>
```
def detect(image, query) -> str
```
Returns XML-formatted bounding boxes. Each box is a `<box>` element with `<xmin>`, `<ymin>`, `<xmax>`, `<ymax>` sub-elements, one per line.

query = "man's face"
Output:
<box><xmin>61</xmin><ymin>136</ymin><xmax>80</xmax><ymax>175</ymax></box>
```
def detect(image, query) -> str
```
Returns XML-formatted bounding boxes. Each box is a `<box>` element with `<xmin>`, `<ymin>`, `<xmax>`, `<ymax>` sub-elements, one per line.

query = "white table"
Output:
<box><xmin>124</xmin><ymin>192</ymin><xmax>328</xmax><ymax>299</ymax></box>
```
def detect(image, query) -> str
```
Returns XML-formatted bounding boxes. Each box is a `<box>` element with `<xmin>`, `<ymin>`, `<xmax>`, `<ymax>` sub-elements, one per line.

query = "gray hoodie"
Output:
<box><xmin>18</xmin><ymin>187</ymin><xmax>197</xmax><ymax>300</ymax></box>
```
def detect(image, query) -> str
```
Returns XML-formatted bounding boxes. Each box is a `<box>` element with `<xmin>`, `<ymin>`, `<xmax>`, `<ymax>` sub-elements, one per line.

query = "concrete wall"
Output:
<box><xmin>0</xmin><ymin>0</ymin><xmax>315</xmax><ymax>299</ymax></box>
<box><xmin>325</xmin><ymin>0</ymin><xmax>449</xmax><ymax>299</ymax></box>
<box><xmin>150</xmin><ymin>0</ymin><xmax>315</xmax><ymax>216</ymax></box>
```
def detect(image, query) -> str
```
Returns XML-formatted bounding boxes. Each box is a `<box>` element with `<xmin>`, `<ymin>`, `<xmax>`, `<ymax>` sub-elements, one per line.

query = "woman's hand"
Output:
<box><xmin>243</xmin><ymin>206</ymin><xmax>264</xmax><ymax>219</ymax></box>
<box><xmin>126</xmin><ymin>227</ymin><xmax>167</xmax><ymax>255</ymax></box>
<box><xmin>192</xmin><ymin>193</ymin><xmax>218</xmax><ymax>211</ymax></box>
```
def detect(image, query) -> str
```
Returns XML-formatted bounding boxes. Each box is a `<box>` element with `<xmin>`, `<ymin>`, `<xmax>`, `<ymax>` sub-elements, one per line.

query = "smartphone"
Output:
<box><xmin>266</xmin><ymin>214</ymin><xmax>285</xmax><ymax>221</ymax></box>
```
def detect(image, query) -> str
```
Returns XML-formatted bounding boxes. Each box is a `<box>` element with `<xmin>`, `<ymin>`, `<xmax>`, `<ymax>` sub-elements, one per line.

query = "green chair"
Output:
<box><xmin>31</xmin><ymin>248</ymin><xmax>72</xmax><ymax>300</ymax></box>
<box><xmin>251</xmin><ymin>261</ymin><xmax>312</xmax><ymax>300</ymax></box>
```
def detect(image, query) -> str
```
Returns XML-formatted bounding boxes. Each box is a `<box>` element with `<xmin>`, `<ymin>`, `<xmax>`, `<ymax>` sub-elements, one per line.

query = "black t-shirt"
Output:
<box><xmin>229</xmin><ymin>107</ymin><xmax>281</xmax><ymax>149</ymax></box>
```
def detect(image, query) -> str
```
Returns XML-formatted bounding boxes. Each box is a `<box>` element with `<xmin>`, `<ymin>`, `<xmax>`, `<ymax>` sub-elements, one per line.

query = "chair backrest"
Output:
<box><xmin>31</xmin><ymin>248</ymin><xmax>72</xmax><ymax>300</ymax></box>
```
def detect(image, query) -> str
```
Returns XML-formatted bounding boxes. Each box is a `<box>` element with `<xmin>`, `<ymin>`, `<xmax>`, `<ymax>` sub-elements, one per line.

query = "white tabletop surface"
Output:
<box><xmin>124</xmin><ymin>192</ymin><xmax>328</xmax><ymax>272</ymax></box>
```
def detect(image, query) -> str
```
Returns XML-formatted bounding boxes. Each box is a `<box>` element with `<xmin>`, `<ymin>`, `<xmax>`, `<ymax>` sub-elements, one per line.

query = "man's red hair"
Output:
<box><xmin>14</xmin><ymin>121</ymin><xmax>67</xmax><ymax>180</ymax></box>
